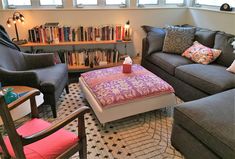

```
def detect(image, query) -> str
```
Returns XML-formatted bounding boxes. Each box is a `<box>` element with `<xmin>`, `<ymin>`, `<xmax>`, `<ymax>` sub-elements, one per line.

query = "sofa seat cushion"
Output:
<box><xmin>175</xmin><ymin>64</ymin><xmax>235</xmax><ymax>94</ymax></box>
<box><xmin>146</xmin><ymin>52</ymin><xmax>193</xmax><ymax>75</ymax></box>
<box><xmin>33</xmin><ymin>64</ymin><xmax>68</xmax><ymax>93</ymax></box>
<box><xmin>174</xmin><ymin>89</ymin><xmax>235</xmax><ymax>159</ymax></box>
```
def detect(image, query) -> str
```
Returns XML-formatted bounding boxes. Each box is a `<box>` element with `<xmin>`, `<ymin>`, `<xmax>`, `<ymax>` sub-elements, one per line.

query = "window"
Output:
<box><xmin>195</xmin><ymin>0</ymin><xmax>235</xmax><ymax>7</ymax></box>
<box><xmin>138</xmin><ymin>0</ymin><xmax>158</xmax><ymax>5</ymax></box>
<box><xmin>165</xmin><ymin>0</ymin><xmax>184</xmax><ymax>4</ymax></box>
<box><xmin>7</xmin><ymin>0</ymin><xmax>31</xmax><ymax>6</ymax></box>
<box><xmin>40</xmin><ymin>0</ymin><xmax>63</xmax><ymax>6</ymax></box>
<box><xmin>76</xmin><ymin>0</ymin><xmax>97</xmax><ymax>5</ymax></box>
<box><xmin>105</xmin><ymin>0</ymin><xmax>126</xmax><ymax>5</ymax></box>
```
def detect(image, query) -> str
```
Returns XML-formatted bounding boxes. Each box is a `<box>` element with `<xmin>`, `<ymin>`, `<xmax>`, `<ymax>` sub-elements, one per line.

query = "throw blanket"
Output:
<box><xmin>81</xmin><ymin>64</ymin><xmax>174</xmax><ymax>109</ymax></box>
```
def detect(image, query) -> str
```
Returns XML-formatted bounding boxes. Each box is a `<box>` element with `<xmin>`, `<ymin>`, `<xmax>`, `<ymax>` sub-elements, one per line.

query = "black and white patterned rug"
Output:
<box><xmin>3</xmin><ymin>83</ymin><xmax>184</xmax><ymax>159</ymax></box>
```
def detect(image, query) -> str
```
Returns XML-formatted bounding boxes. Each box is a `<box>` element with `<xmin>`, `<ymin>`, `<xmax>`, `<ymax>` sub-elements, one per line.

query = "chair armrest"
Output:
<box><xmin>0</xmin><ymin>68</ymin><xmax>39</xmax><ymax>88</ymax></box>
<box><xmin>22</xmin><ymin>106</ymin><xmax>90</xmax><ymax>145</ymax></box>
<box><xmin>8</xmin><ymin>89</ymin><xmax>40</xmax><ymax>111</ymax></box>
<box><xmin>23</xmin><ymin>53</ymin><xmax>55</xmax><ymax>69</ymax></box>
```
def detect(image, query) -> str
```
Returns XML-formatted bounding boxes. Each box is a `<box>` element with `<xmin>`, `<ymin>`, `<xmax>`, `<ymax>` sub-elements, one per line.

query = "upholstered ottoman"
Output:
<box><xmin>79</xmin><ymin>64</ymin><xmax>176</xmax><ymax>124</ymax></box>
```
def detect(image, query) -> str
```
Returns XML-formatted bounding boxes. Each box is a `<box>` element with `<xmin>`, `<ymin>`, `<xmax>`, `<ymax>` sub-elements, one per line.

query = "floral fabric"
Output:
<box><xmin>182</xmin><ymin>41</ymin><xmax>221</xmax><ymax>64</ymax></box>
<box><xmin>81</xmin><ymin>64</ymin><xmax>174</xmax><ymax>108</ymax></box>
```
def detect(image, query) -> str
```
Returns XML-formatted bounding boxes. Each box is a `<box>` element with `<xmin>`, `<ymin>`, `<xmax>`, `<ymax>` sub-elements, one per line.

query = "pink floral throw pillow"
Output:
<box><xmin>182</xmin><ymin>41</ymin><xmax>222</xmax><ymax>64</ymax></box>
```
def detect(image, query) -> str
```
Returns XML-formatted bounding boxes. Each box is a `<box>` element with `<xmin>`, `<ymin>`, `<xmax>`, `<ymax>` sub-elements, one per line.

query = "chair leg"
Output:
<box><xmin>79</xmin><ymin>137</ymin><xmax>87</xmax><ymax>159</ymax></box>
<box><xmin>65</xmin><ymin>85</ymin><xmax>70</xmax><ymax>94</ymax></box>
<box><xmin>51</xmin><ymin>104</ymin><xmax>57</xmax><ymax>118</ymax></box>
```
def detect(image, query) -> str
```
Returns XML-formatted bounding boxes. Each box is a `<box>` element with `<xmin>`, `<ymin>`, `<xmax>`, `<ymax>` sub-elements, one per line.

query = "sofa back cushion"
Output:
<box><xmin>147</xmin><ymin>28</ymin><xmax>166</xmax><ymax>54</ymax></box>
<box><xmin>214</xmin><ymin>32</ymin><xmax>235</xmax><ymax>67</ymax></box>
<box><xmin>0</xmin><ymin>44</ymin><xmax>26</xmax><ymax>71</ymax></box>
<box><xmin>195</xmin><ymin>28</ymin><xmax>217</xmax><ymax>48</ymax></box>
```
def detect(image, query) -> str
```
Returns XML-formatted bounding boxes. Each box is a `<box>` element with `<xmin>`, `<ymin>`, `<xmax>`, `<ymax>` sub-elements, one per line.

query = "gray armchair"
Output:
<box><xmin>0</xmin><ymin>43</ymin><xmax>69</xmax><ymax>118</ymax></box>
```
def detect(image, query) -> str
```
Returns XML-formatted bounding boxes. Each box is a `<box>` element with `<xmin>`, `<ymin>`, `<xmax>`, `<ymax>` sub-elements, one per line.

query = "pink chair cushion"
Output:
<box><xmin>1</xmin><ymin>118</ymin><xmax>79</xmax><ymax>159</ymax></box>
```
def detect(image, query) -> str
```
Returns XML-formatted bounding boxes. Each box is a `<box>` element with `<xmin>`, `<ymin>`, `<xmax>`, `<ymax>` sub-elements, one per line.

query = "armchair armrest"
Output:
<box><xmin>23</xmin><ymin>53</ymin><xmax>55</xmax><ymax>69</ymax></box>
<box><xmin>22</xmin><ymin>106</ymin><xmax>90</xmax><ymax>145</ymax></box>
<box><xmin>0</xmin><ymin>68</ymin><xmax>39</xmax><ymax>88</ymax></box>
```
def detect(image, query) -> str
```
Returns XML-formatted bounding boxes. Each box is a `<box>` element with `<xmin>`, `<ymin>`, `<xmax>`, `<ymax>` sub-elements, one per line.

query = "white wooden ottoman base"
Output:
<box><xmin>79</xmin><ymin>77</ymin><xmax>176</xmax><ymax>124</ymax></box>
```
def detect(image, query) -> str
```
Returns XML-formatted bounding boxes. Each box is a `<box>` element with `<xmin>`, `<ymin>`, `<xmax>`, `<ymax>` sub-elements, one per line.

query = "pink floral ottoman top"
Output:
<box><xmin>81</xmin><ymin>64</ymin><xmax>174</xmax><ymax>109</ymax></box>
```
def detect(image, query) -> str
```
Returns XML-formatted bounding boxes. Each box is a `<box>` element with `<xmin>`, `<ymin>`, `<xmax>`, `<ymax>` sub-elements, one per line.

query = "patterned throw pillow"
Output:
<box><xmin>163</xmin><ymin>26</ymin><xmax>196</xmax><ymax>54</ymax></box>
<box><xmin>226</xmin><ymin>60</ymin><xmax>235</xmax><ymax>73</ymax></box>
<box><xmin>182</xmin><ymin>41</ymin><xmax>222</xmax><ymax>64</ymax></box>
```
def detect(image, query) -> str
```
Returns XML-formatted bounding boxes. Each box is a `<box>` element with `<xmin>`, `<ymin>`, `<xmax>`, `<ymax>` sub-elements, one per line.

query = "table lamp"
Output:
<box><xmin>6</xmin><ymin>12</ymin><xmax>27</xmax><ymax>45</ymax></box>
<box><xmin>123</xmin><ymin>20</ymin><xmax>132</xmax><ymax>41</ymax></box>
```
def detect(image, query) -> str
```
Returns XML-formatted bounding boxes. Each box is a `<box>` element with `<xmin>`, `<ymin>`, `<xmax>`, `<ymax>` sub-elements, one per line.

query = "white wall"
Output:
<box><xmin>0</xmin><ymin>8</ymin><xmax>187</xmax><ymax>55</ymax></box>
<box><xmin>0</xmin><ymin>7</ymin><xmax>235</xmax><ymax>55</ymax></box>
<box><xmin>187</xmin><ymin>8</ymin><xmax>235</xmax><ymax>34</ymax></box>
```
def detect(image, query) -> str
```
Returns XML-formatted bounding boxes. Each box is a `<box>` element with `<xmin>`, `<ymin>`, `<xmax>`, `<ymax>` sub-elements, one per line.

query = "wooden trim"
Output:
<box><xmin>20</xmin><ymin>40</ymin><xmax>132</xmax><ymax>47</ymax></box>
<box><xmin>22</xmin><ymin>106</ymin><xmax>90</xmax><ymax>145</ymax></box>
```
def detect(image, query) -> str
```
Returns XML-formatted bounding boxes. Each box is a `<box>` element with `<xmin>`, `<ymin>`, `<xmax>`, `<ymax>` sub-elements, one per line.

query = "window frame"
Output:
<box><xmin>105</xmin><ymin>0</ymin><xmax>127</xmax><ymax>6</ymax></box>
<box><xmin>39</xmin><ymin>0</ymin><xmax>64</xmax><ymax>7</ymax></box>
<box><xmin>193</xmin><ymin>0</ymin><xmax>235</xmax><ymax>8</ymax></box>
<box><xmin>165</xmin><ymin>0</ymin><xmax>185</xmax><ymax>5</ymax></box>
<box><xmin>75</xmin><ymin>0</ymin><xmax>98</xmax><ymax>7</ymax></box>
<box><xmin>137</xmin><ymin>0</ymin><xmax>159</xmax><ymax>7</ymax></box>
<box><xmin>5</xmin><ymin>0</ymin><xmax>32</xmax><ymax>9</ymax></box>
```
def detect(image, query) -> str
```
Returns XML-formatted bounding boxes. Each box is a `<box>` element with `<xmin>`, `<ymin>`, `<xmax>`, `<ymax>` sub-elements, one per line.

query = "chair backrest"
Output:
<box><xmin>0</xmin><ymin>44</ymin><xmax>26</xmax><ymax>71</ymax></box>
<box><xmin>0</xmin><ymin>95</ymin><xmax>26</xmax><ymax>158</ymax></box>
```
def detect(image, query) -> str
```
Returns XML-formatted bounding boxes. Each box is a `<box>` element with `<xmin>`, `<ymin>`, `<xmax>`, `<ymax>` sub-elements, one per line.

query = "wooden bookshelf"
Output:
<box><xmin>19</xmin><ymin>40</ymin><xmax>134</xmax><ymax>72</ymax></box>
<box><xmin>68</xmin><ymin>56</ymin><xmax>141</xmax><ymax>73</ymax></box>
<box><xmin>20</xmin><ymin>40</ymin><xmax>132</xmax><ymax>47</ymax></box>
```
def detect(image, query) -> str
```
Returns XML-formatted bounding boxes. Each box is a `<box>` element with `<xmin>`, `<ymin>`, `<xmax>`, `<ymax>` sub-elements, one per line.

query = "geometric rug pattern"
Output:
<box><xmin>1</xmin><ymin>83</ymin><xmax>184</xmax><ymax>159</ymax></box>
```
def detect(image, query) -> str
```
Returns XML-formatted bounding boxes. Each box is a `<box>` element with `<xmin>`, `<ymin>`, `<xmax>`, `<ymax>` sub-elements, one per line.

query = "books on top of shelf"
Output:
<box><xmin>28</xmin><ymin>24</ymin><xmax>125</xmax><ymax>44</ymax></box>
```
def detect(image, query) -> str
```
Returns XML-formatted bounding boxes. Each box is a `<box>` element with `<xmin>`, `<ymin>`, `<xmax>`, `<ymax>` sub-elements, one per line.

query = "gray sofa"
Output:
<box><xmin>171</xmin><ymin>89</ymin><xmax>235</xmax><ymax>159</ymax></box>
<box><xmin>141</xmin><ymin>25</ymin><xmax>235</xmax><ymax>101</ymax></box>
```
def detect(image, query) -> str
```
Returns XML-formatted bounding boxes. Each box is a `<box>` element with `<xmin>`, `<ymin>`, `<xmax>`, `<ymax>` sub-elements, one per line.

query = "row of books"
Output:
<box><xmin>53</xmin><ymin>49</ymin><xmax>122</xmax><ymax>67</ymax></box>
<box><xmin>28</xmin><ymin>24</ymin><xmax>125</xmax><ymax>43</ymax></box>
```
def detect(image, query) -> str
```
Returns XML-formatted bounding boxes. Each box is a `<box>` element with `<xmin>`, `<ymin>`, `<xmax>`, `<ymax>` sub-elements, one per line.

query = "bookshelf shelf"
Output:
<box><xmin>20</xmin><ymin>40</ymin><xmax>132</xmax><ymax>47</ymax></box>
<box><xmin>19</xmin><ymin>40</ymin><xmax>134</xmax><ymax>73</ymax></box>
<box><xmin>68</xmin><ymin>56</ymin><xmax>141</xmax><ymax>73</ymax></box>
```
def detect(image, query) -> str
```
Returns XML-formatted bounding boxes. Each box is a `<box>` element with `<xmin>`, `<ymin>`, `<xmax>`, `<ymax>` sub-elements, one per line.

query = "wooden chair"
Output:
<box><xmin>0</xmin><ymin>89</ymin><xmax>90</xmax><ymax>159</ymax></box>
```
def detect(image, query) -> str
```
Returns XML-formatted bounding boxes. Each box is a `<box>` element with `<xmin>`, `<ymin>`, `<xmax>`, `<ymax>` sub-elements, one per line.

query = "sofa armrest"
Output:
<box><xmin>142</xmin><ymin>37</ymin><xmax>149</xmax><ymax>58</ymax></box>
<box><xmin>23</xmin><ymin>53</ymin><xmax>55</xmax><ymax>69</ymax></box>
<box><xmin>0</xmin><ymin>68</ymin><xmax>39</xmax><ymax>88</ymax></box>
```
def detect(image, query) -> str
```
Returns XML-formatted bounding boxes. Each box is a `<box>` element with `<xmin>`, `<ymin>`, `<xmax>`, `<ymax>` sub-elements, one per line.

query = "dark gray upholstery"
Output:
<box><xmin>175</xmin><ymin>64</ymin><xmax>235</xmax><ymax>94</ymax></box>
<box><xmin>141</xmin><ymin>25</ymin><xmax>235</xmax><ymax>101</ymax></box>
<box><xmin>172</xmin><ymin>89</ymin><xmax>235</xmax><ymax>159</ymax></box>
<box><xmin>147</xmin><ymin>30</ymin><xmax>165</xmax><ymax>54</ymax></box>
<box><xmin>195</xmin><ymin>28</ymin><xmax>217</xmax><ymax>48</ymax></box>
<box><xmin>0</xmin><ymin>44</ymin><xmax>69</xmax><ymax>118</ymax></box>
<box><xmin>214</xmin><ymin>31</ymin><xmax>235</xmax><ymax>67</ymax></box>
<box><xmin>146</xmin><ymin>52</ymin><xmax>193</xmax><ymax>75</ymax></box>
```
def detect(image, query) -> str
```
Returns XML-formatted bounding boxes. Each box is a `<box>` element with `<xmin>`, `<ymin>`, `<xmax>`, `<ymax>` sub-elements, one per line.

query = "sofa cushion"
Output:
<box><xmin>214</xmin><ymin>31</ymin><xmax>235</xmax><ymax>67</ymax></box>
<box><xmin>174</xmin><ymin>89</ymin><xmax>235</xmax><ymax>159</ymax></box>
<box><xmin>195</xmin><ymin>28</ymin><xmax>217</xmax><ymax>48</ymax></box>
<box><xmin>33</xmin><ymin>64</ymin><xmax>68</xmax><ymax>93</ymax></box>
<box><xmin>146</xmin><ymin>52</ymin><xmax>193</xmax><ymax>75</ymax></box>
<box><xmin>175</xmin><ymin>64</ymin><xmax>235</xmax><ymax>94</ymax></box>
<box><xmin>182</xmin><ymin>41</ymin><xmax>221</xmax><ymax>64</ymax></box>
<box><xmin>147</xmin><ymin>29</ymin><xmax>166</xmax><ymax>54</ymax></box>
<box><xmin>163</xmin><ymin>26</ymin><xmax>196</xmax><ymax>54</ymax></box>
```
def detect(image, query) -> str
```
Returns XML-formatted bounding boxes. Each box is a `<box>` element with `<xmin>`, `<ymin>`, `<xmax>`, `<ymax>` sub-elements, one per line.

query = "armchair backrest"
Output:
<box><xmin>0</xmin><ymin>43</ymin><xmax>26</xmax><ymax>71</ymax></box>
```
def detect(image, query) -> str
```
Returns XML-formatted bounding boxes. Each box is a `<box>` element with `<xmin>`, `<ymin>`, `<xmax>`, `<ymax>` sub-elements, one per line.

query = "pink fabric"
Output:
<box><xmin>182</xmin><ymin>41</ymin><xmax>221</xmax><ymax>64</ymax></box>
<box><xmin>1</xmin><ymin>118</ymin><xmax>79</xmax><ymax>159</ymax></box>
<box><xmin>81</xmin><ymin>64</ymin><xmax>174</xmax><ymax>108</ymax></box>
